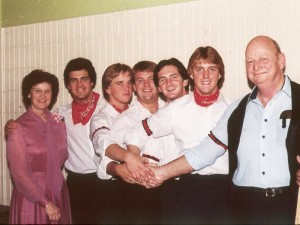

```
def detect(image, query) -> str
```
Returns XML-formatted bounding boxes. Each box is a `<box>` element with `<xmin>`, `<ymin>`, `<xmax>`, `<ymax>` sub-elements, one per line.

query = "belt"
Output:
<box><xmin>234</xmin><ymin>185</ymin><xmax>291</xmax><ymax>197</ymax></box>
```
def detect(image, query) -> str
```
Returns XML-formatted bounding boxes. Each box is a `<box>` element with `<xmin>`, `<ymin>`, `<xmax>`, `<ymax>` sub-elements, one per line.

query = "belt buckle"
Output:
<box><xmin>265</xmin><ymin>187</ymin><xmax>276</xmax><ymax>197</ymax></box>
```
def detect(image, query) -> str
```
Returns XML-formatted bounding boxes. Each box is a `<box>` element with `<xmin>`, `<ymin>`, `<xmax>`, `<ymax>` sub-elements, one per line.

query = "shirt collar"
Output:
<box><xmin>248</xmin><ymin>75</ymin><xmax>291</xmax><ymax>103</ymax></box>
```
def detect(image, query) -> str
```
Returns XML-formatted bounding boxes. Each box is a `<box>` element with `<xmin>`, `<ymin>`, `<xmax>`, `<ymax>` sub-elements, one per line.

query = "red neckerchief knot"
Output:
<box><xmin>194</xmin><ymin>88</ymin><xmax>219</xmax><ymax>107</ymax></box>
<box><xmin>72</xmin><ymin>92</ymin><xmax>100</xmax><ymax>125</ymax></box>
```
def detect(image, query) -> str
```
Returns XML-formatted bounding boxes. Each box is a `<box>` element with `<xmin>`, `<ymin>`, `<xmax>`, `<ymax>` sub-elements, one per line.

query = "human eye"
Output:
<box><xmin>209</xmin><ymin>66</ymin><xmax>218</xmax><ymax>72</ymax></box>
<box><xmin>136</xmin><ymin>79</ymin><xmax>143</xmax><ymax>84</ymax></box>
<box><xmin>115</xmin><ymin>81</ymin><xmax>123</xmax><ymax>86</ymax></box>
<box><xmin>81</xmin><ymin>77</ymin><xmax>90</xmax><ymax>82</ymax></box>
<box><xmin>158</xmin><ymin>77</ymin><xmax>166</xmax><ymax>84</ymax></box>
<box><xmin>33</xmin><ymin>89</ymin><xmax>41</xmax><ymax>94</ymax></box>
<box><xmin>69</xmin><ymin>78</ymin><xmax>77</xmax><ymax>84</ymax></box>
<box><xmin>171</xmin><ymin>74</ymin><xmax>180</xmax><ymax>80</ymax></box>
<box><xmin>196</xmin><ymin>67</ymin><xmax>203</xmax><ymax>72</ymax></box>
<box><xmin>246</xmin><ymin>59</ymin><xmax>254</xmax><ymax>64</ymax></box>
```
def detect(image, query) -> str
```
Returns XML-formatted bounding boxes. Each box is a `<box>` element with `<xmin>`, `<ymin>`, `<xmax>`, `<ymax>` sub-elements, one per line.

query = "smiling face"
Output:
<box><xmin>134</xmin><ymin>70</ymin><xmax>159</xmax><ymax>104</ymax></box>
<box><xmin>29</xmin><ymin>82</ymin><xmax>52</xmax><ymax>113</ymax></box>
<box><xmin>190</xmin><ymin>62</ymin><xmax>221</xmax><ymax>96</ymax></box>
<box><xmin>67</xmin><ymin>69</ymin><xmax>94</xmax><ymax>102</ymax></box>
<box><xmin>157</xmin><ymin>65</ymin><xmax>188</xmax><ymax>102</ymax></box>
<box><xmin>245</xmin><ymin>36</ymin><xmax>285</xmax><ymax>89</ymax></box>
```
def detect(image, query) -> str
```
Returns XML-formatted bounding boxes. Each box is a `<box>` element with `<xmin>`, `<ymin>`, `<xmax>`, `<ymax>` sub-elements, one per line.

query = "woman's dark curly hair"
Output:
<box><xmin>22</xmin><ymin>69</ymin><xmax>59</xmax><ymax>110</ymax></box>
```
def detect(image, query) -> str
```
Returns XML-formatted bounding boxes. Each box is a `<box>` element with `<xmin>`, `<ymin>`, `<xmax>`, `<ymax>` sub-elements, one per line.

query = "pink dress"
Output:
<box><xmin>6</xmin><ymin>107</ymin><xmax>72</xmax><ymax>224</ymax></box>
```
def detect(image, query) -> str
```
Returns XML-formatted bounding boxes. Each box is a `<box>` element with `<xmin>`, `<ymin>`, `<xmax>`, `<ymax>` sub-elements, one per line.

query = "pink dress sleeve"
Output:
<box><xmin>6</xmin><ymin>124</ymin><xmax>50</xmax><ymax>207</ymax></box>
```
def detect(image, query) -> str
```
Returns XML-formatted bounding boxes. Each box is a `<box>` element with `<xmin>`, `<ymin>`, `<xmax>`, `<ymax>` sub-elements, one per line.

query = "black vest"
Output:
<box><xmin>227</xmin><ymin>81</ymin><xmax>300</xmax><ymax>189</ymax></box>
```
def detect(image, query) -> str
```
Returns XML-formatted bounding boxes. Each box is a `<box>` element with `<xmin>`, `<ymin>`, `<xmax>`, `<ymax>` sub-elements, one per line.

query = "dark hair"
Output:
<box><xmin>132</xmin><ymin>61</ymin><xmax>156</xmax><ymax>83</ymax></box>
<box><xmin>102</xmin><ymin>63</ymin><xmax>133</xmax><ymax>101</ymax></box>
<box><xmin>63</xmin><ymin>57</ymin><xmax>97</xmax><ymax>89</ymax></box>
<box><xmin>153</xmin><ymin>58</ymin><xmax>190</xmax><ymax>91</ymax></box>
<box><xmin>187</xmin><ymin>46</ymin><xmax>225</xmax><ymax>89</ymax></box>
<box><xmin>22</xmin><ymin>69</ymin><xmax>59</xmax><ymax>110</ymax></box>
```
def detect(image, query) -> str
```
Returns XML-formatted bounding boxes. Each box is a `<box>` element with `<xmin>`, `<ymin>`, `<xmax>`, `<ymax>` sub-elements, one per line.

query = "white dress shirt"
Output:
<box><xmin>57</xmin><ymin>99</ymin><xmax>103</xmax><ymax>174</ymax></box>
<box><xmin>125</xmin><ymin>92</ymin><xmax>231</xmax><ymax>175</ymax></box>
<box><xmin>90</xmin><ymin>101</ymin><xmax>122</xmax><ymax>179</ymax></box>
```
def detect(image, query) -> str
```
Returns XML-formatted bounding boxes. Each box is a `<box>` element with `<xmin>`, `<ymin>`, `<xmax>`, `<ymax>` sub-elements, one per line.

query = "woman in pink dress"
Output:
<box><xmin>6</xmin><ymin>70</ymin><xmax>71</xmax><ymax>224</ymax></box>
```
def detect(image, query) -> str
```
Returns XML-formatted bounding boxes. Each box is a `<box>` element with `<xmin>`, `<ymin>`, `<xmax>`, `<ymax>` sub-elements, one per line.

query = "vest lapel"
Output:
<box><xmin>227</xmin><ymin>94</ymin><xmax>250</xmax><ymax>176</ymax></box>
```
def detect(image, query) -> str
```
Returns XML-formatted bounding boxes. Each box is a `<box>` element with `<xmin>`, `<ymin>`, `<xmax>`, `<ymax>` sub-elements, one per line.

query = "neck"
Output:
<box><xmin>139</xmin><ymin>100</ymin><xmax>159</xmax><ymax>114</ymax></box>
<box><xmin>31</xmin><ymin>107</ymin><xmax>47</xmax><ymax>121</ymax></box>
<box><xmin>257</xmin><ymin>75</ymin><xmax>285</xmax><ymax>106</ymax></box>
<box><xmin>109</xmin><ymin>100</ymin><xmax>128</xmax><ymax>112</ymax></box>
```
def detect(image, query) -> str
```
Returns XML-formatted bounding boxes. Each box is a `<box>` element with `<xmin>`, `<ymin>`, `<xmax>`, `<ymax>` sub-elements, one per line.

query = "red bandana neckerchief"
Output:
<box><xmin>72</xmin><ymin>92</ymin><xmax>100</xmax><ymax>125</ymax></box>
<box><xmin>194</xmin><ymin>88</ymin><xmax>220</xmax><ymax>107</ymax></box>
<box><xmin>112</xmin><ymin>104</ymin><xmax>129</xmax><ymax>113</ymax></box>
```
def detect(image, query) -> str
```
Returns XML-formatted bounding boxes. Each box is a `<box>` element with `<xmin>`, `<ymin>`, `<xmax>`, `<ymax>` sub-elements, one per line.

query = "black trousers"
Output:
<box><xmin>160</xmin><ymin>174</ymin><xmax>230</xmax><ymax>224</ymax></box>
<box><xmin>229</xmin><ymin>184</ymin><xmax>298</xmax><ymax>224</ymax></box>
<box><xmin>66</xmin><ymin>169</ymin><xmax>100</xmax><ymax>224</ymax></box>
<box><xmin>116</xmin><ymin>179</ymin><xmax>161</xmax><ymax>224</ymax></box>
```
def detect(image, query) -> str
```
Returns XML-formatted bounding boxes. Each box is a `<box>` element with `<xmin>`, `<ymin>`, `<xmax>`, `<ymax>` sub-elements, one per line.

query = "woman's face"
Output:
<box><xmin>29</xmin><ymin>82</ymin><xmax>52</xmax><ymax>112</ymax></box>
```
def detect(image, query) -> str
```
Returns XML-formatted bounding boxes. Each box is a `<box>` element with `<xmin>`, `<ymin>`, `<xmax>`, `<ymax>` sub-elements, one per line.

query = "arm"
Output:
<box><xmin>107</xmin><ymin>161</ymin><xmax>135</xmax><ymax>183</ymax></box>
<box><xmin>125</xmin><ymin>106</ymin><xmax>175</xmax><ymax>151</ymax></box>
<box><xmin>90</xmin><ymin>113</ymin><xmax>111</xmax><ymax>157</ymax></box>
<box><xmin>105</xmin><ymin>143</ymin><xmax>153</xmax><ymax>182</ymax></box>
<box><xmin>6</xmin><ymin>125</ymin><xmax>50</xmax><ymax>207</ymax></box>
<box><xmin>155</xmin><ymin>155</ymin><xmax>194</xmax><ymax>181</ymax></box>
<box><xmin>4</xmin><ymin>119</ymin><xmax>17</xmax><ymax>138</ymax></box>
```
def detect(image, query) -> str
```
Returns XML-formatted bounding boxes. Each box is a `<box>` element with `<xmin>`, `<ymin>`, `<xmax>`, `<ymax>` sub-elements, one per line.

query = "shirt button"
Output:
<box><xmin>262</xmin><ymin>171</ymin><xmax>265</xmax><ymax>175</ymax></box>
<box><xmin>264</xmin><ymin>119</ymin><xmax>267</xmax><ymax>122</ymax></box>
<box><xmin>262</xmin><ymin>135</ymin><xmax>265</xmax><ymax>139</ymax></box>
<box><xmin>262</xmin><ymin>153</ymin><xmax>265</xmax><ymax>157</ymax></box>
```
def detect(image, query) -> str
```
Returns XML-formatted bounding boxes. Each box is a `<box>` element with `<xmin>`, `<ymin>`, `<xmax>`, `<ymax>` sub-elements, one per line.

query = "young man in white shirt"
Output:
<box><xmin>89</xmin><ymin>63</ymin><xmax>133</xmax><ymax>224</ymax></box>
<box><xmin>57</xmin><ymin>58</ymin><xmax>103</xmax><ymax>224</ymax></box>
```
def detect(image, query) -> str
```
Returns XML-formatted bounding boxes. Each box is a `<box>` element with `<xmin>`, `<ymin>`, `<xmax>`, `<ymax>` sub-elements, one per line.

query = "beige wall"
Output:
<box><xmin>1</xmin><ymin>0</ymin><xmax>300</xmax><ymax>205</ymax></box>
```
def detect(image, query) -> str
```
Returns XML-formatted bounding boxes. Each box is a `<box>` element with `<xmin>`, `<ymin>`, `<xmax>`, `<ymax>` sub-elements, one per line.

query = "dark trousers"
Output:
<box><xmin>161</xmin><ymin>174</ymin><xmax>230</xmax><ymax>224</ymax></box>
<box><xmin>116</xmin><ymin>179</ymin><xmax>161</xmax><ymax>224</ymax></box>
<box><xmin>229</xmin><ymin>184</ymin><xmax>298</xmax><ymax>224</ymax></box>
<box><xmin>66</xmin><ymin>170</ymin><xmax>100</xmax><ymax>224</ymax></box>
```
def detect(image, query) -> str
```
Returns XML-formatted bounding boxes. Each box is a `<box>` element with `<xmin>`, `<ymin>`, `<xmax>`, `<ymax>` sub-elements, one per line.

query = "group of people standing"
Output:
<box><xmin>4</xmin><ymin>35</ymin><xmax>300</xmax><ymax>224</ymax></box>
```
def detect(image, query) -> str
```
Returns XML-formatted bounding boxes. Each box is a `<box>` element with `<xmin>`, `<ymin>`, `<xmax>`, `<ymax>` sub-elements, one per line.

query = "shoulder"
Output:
<box><xmin>166</xmin><ymin>93</ymin><xmax>192</xmax><ymax>108</ymax></box>
<box><xmin>218</xmin><ymin>92</ymin><xmax>232</xmax><ymax>106</ymax></box>
<box><xmin>56</xmin><ymin>104</ymin><xmax>71</xmax><ymax>115</ymax></box>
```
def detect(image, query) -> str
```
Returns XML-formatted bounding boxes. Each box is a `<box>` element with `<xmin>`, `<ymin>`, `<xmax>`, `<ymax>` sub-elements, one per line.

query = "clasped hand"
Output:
<box><xmin>124</xmin><ymin>152</ymin><xmax>163</xmax><ymax>188</ymax></box>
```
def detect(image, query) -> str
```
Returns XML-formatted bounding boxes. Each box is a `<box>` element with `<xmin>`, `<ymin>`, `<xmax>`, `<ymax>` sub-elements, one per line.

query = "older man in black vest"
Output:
<box><xmin>153</xmin><ymin>35</ymin><xmax>300</xmax><ymax>224</ymax></box>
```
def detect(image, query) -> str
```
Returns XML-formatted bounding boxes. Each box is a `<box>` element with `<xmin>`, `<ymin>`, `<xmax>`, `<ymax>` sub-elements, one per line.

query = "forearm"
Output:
<box><xmin>105</xmin><ymin>143</ymin><xmax>128</xmax><ymax>162</ymax></box>
<box><xmin>158</xmin><ymin>155</ymin><xmax>194</xmax><ymax>180</ymax></box>
<box><xmin>106</xmin><ymin>161</ymin><xmax>119</xmax><ymax>176</ymax></box>
<box><xmin>127</xmin><ymin>144</ymin><xmax>141</xmax><ymax>155</ymax></box>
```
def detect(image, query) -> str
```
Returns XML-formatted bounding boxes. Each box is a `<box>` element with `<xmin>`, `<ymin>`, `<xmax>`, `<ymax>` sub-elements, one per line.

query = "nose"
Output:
<box><xmin>253</xmin><ymin>61</ymin><xmax>261</xmax><ymax>71</ymax></box>
<box><xmin>144</xmin><ymin>79</ymin><xmax>151</xmax><ymax>86</ymax></box>
<box><xmin>124</xmin><ymin>83</ymin><xmax>131</xmax><ymax>91</ymax></box>
<box><xmin>203</xmin><ymin>69</ymin><xmax>209</xmax><ymax>78</ymax></box>
<box><xmin>166</xmin><ymin>78</ymin><xmax>173</xmax><ymax>86</ymax></box>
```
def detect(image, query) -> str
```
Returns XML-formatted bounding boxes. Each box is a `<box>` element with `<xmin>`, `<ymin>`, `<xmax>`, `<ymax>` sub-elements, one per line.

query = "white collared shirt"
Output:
<box><xmin>125</xmin><ymin>92</ymin><xmax>231</xmax><ymax>175</ymax></box>
<box><xmin>90</xmin><ymin>101</ymin><xmax>122</xmax><ymax>179</ymax></box>
<box><xmin>57</xmin><ymin>98</ymin><xmax>104</xmax><ymax>174</ymax></box>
